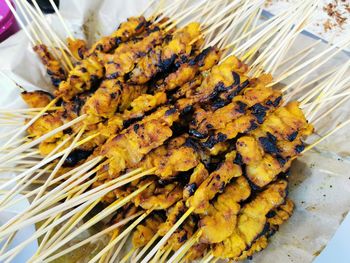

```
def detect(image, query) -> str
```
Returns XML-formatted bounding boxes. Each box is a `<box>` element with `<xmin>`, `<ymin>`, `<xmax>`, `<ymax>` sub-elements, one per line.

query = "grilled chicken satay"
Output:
<box><xmin>213</xmin><ymin>180</ymin><xmax>288</xmax><ymax>259</ymax></box>
<box><xmin>33</xmin><ymin>44</ymin><xmax>67</xmax><ymax>87</ymax></box>
<box><xmin>87</xmin><ymin>16</ymin><xmax>147</xmax><ymax>56</ymax></box>
<box><xmin>21</xmin><ymin>90</ymin><xmax>54</xmax><ymax>108</ymax></box>
<box><xmin>190</xmin><ymin>75</ymin><xmax>280</xmax><ymax>138</ymax></box>
<box><xmin>132</xmin><ymin>214</ymin><xmax>164</xmax><ymax>248</ymax></box>
<box><xmin>186</xmin><ymin>151</ymin><xmax>242</xmax><ymax>214</ymax></box>
<box><xmin>176</xmin><ymin>56</ymin><xmax>249</xmax><ymax>110</ymax></box>
<box><xmin>198</xmin><ymin>176</ymin><xmax>251</xmax><ymax>244</ymax></box>
<box><xmin>103</xmin><ymin>27</ymin><xmax>165</xmax><ymax>79</ymax></box>
<box><xmin>233</xmin><ymin>198</ymin><xmax>294</xmax><ymax>261</ymax></box>
<box><xmin>67</xmin><ymin>38</ymin><xmax>88</xmax><ymax>60</ymax></box>
<box><xmin>140</xmin><ymin>135</ymin><xmax>200</xmax><ymax>180</ymax></box>
<box><xmin>54</xmin><ymin>55</ymin><xmax>104</xmax><ymax>101</ymax></box>
<box><xmin>236</xmin><ymin>102</ymin><xmax>313</xmax><ymax>187</ymax></box>
<box><xmin>156</xmin><ymin>46</ymin><xmax>221</xmax><ymax>93</ymax></box>
<box><xmin>133</xmin><ymin>179</ymin><xmax>183</xmax><ymax>210</ymax></box>
<box><xmin>128</xmin><ymin>22</ymin><xmax>203</xmax><ymax>84</ymax></box>
<box><xmin>100</xmin><ymin>106</ymin><xmax>179</xmax><ymax>176</ymax></box>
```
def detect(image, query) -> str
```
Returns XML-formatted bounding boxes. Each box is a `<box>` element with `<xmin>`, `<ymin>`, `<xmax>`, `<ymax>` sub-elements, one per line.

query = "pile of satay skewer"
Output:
<box><xmin>0</xmin><ymin>0</ymin><xmax>350</xmax><ymax>262</ymax></box>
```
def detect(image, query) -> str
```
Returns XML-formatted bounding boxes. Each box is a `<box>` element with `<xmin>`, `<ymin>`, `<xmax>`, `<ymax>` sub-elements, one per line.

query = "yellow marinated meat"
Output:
<box><xmin>132</xmin><ymin>215</ymin><xmax>163</xmax><ymax>248</ymax></box>
<box><xmin>166</xmin><ymin>217</ymin><xmax>196</xmax><ymax>250</ymax></box>
<box><xmin>27</xmin><ymin>112</ymin><xmax>64</xmax><ymax>142</ymax></box>
<box><xmin>67</xmin><ymin>38</ymin><xmax>87</xmax><ymax>60</ymax></box>
<box><xmin>157</xmin><ymin>47</ymin><xmax>221</xmax><ymax>92</ymax></box>
<box><xmin>82</xmin><ymin>79</ymin><xmax>122</xmax><ymax>125</ymax></box>
<box><xmin>122</xmin><ymin>92</ymin><xmax>167</xmax><ymax>120</ymax></box>
<box><xmin>104</xmin><ymin>30</ymin><xmax>164</xmax><ymax>79</ymax></box>
<box><xmin>33</xmin><ymin>44</ymin><xmax>66</xmax><ymax>87</ymax></box>
<box><xmin>183</xmin><ymin>163</ymin><xmax>209</xmax><ymax>199</ymax></box>
<box><xmin>158</xmin><ymin>201</ymin><xmax>187</xmax><ymax>236</ymax></box>
<box><xmin>199</xmin><ymin>176</ymin><xmax>251</xmax><ymax>244</ymax></box>
<box><xmin>100</xmin><ymin>107</ymin><xmax>179</xmax><ymax>176</ymax></box>
<box><xmin>186</xmin><ymin>151</ymin><xmax>242</xmax><ymax>214</ymax></box>
<box><xmin>134</xmin><ymin>181</ymin><xmax>183</xmax><ymax>210</ymax></box>
<box><xmin>175</xmin><ymin>56</ymin><xmax>249</xmax><ymax>110</ymax></box>
<box><xmin>118</xmin><ymin>84</ymin><xmax>148</xmax><ymax>112</ymax></box>
<box><xmin>213</xmin><ymin>180</ymin><xmax>288</xmax><ymax>259</ymax></box>
<box><xmin>21</xmin><ymin>90</ymin><xmax>53</xmax><ymax>108</ymax></box>
<box><xmin>55</xmin><ymin>55</ymin><xmax>104</xmax><ymax>101</ymax></box>
<box><xmin>234</xmin><ymin>199</ymin><xmax>294</xmax><ymax>261</ymax></box>
<box><xmin>87</xmin><ymin>16</ymin><xmax>147</xmax><ymax>55</ymax></box>
<box><xmin>128</xmin><ymin>22</ymin><xmax>202</xmax><ymax>84</ymax></box>
<box><xmin>236</xmin><ymin>102</ymin><xmax>313</xmax><ymax>187</ymax></box>
<box><xmin>184</xmin><ymin>243</ymin><xmax>208</xmax><ymax>261</ymax></box>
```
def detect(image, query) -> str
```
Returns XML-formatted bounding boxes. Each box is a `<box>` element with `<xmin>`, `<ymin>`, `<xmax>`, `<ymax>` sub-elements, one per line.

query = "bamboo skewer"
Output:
<box><xmin>45</xmin><ymin>212</ymin><xmax>141</xmax><ymax>262</ymax></box>
<box><xmin>167</xmin><ymin>230</ymin><xmax>202</xmax><ymax>263</ymax></box>
<box><xmin>88</xmin><ymin>210</ymin><xmax>151</xmax><ymax>263</ymax></box>
<box><xmin>109</xmin><ymin>233</ymin><xmax>130</xmax><ymax>263</ymax></box>
<box><xmin>32</xmin><ymin>184</ymin><xmax>152</xmax><ymax>262</ymax></box>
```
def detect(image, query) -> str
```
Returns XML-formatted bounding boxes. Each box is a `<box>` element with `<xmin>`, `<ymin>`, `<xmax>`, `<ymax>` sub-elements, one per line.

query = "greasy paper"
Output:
<box><xmin>0</xmin><ymin>0</ymin><xmax>350</xmax><ymax>262</ymax></box>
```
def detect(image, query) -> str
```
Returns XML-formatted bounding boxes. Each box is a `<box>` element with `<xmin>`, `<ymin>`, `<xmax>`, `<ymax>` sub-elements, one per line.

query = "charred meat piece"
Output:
<box><xmin>21</xmin><ymin>90</ymin><xmax>54</xmax><ymax>108</ymax></box>
<box><xmin>33</xmin><ymin>44</ymin><xmax>66</xmax><ymax>87</ymax></box>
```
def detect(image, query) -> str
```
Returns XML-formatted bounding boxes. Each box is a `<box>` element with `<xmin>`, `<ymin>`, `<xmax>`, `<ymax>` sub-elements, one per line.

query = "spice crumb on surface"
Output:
<box><xmin>264</xmin><ymin>0</ymin><xmax>350</xmax><ymax>48</ymax></box>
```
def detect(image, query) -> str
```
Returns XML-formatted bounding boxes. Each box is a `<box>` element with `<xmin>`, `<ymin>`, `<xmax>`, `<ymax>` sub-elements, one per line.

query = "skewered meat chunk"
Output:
<box><xmin>134</xmin><ymin>181</ymin><xmax>183</xmax><ymax>210</ymax></box>
<box><xmin>128</xmin><ymin>22</ymin><xmax>202</xmax><ymax>84</ymax></box>
<box><xmin>191</xmin><ymin>81</ymin><xmax>280</xmax><ymax>138</ymax></box>
<box><xmin>21</xmin><ymin>90</ymin><xmax>53</xmax><ymax>108</ymax></box>
<box><xmin>132</xmin><ymin>215</ymin><xmax>164</xmax><ymax>248</ymax></box>
<box><xmin>186</xmin><ymin>151</ymin><xmax>242</xmax><ymax>214</ymax></box>
<box><xmin>158</xmin><ymin>201</ymin><xmax>187</xmax><ymax>236</ymax></box>
<box><xmin>184</xmin><ymin>243</ymin><xmax>208</xmax><ymax>261</ymax></box>
<box><xmin>234</xmin><ymin>199</ymin><xmax>294</xmax><ymax>261</ymax></box>
<box><xmin>100</xmin><ymin>107</ymin><xmax>179</xmax><ymax>176</ymax></box>
<box><xmin>82</xmin><ymin>79</ymin><xmax>122</xmax><ymax>125</ymax></box>
<box><xmin>237</xmin><ymin>102</ymin><xmax>313</xmax><ymax>187</ymax></box>
<box><xmin>33</xmin><ymin>44</ymin><xmax>66</xmax><ymax>87</ymax></box>
<box><xmin>55</xmin><ymin>55</ymin><xmax>104</xmax><ymax>101</ymax></box>
<box><xmin>213</xmin><ymin>180</ymin><xmax>288</xmax><ymax>258</ymax></box>
<box><xmin>166</xmin><ymin>216</ymin><xmax>196</xmax><ymax>250</ymax></box>
<box><xmin>118</xmin><ymin>84</ymin><xmax>148</xmax><ymax>112</ymax></box>
<box><xmin>27</xmin><ymin>112</ymin><xmax>64</xmax><ymax>142</ymax></box>
<box><xmin>199</xmin><ymin>176</ymin><xmax>251</xmax><ymax>244</ymax></box>
<box><xmin>67</xmin><ymin>38</ymin><xmax>87</xmax><ymax>60</ymax></box>
<box><xmin>104</xmin><ymin>29</ymin><xmax>164</xmax><ymax>79</ymax></box>
<box><xmin>183</xmin><ymin>163</ymin><xmax>209</xmax><ymax>199</ymax></box>
<box><xmin>122</xmin><ymin>92</ymin><xmax>167</xmax><ymax>120</ymax></box>
<box><xmin>157</xmin><ymin>47</ymin><xmax>221</xmax><ymax>92</ymax></box>
<box><xmin>175</xmin><ymin>56</ymin><xmax>249</xmax><ymax>110</ymax></box>
<box><xmin>87</xmin><ymin>16</ymin><xmax>147</xmax><ymax>55</ymax></box>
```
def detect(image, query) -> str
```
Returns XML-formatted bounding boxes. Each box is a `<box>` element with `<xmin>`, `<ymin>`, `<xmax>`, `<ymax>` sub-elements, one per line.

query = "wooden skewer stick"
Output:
<box><xmin>45</xmin><ymin>212</ymin><xmax>141</xmax><ymax>262</ymax></box>
<box><xmin>4</xmin><ymin>0</ymin><xmax>35</xmax><ymax>45</ymax></box>
<box><xmin>0</xmin><ymin>232</ymin><xmax>16</xmax><ymax>256</ymax></box>
<box><xmin>109</xmin><ymin>232</ymin><xmax>130</xmax><ymax>263</ymax></box>
<box><xmin>168</xmin><ymin>230</ymin><xmax>202</xmax><ymax>263</ymax></box>
<box><xmin>99</xmin><ymin>230</ymin><xmax>120</xmax><ymax>263</ymax></box>
<box><xmin>29</xmin><ymin>183</ymin><xmax>153</xmax><ymax>262</ymax></box>
<box><xmin>151</xmin><ymin>246</ymin><xmax>166</xmax><ymax>263</ymax></box>
<box><xmin>0</xmin><ymin>199</ymin><xmax>94</xmax><ymax>262</ymax></box>
<box><xmin>0</xmin><ymin>114</ymin><xmax>86</xmax><ymax>164</ymax></box>
<box><xmin>1</xmin><ymin>98</ymin><xmax>58</xmax><ymax>149</ymax></box>
<box><xmin>119</xmin><ymin>248</ymin><xmax>137</xmax><ymax>263</ymax></box>
<box><xmin>88</xmin><ymin>210</ymin><xmax>152</xmax><ymax>263</ymax></box>
<box><xmin>13</xmin><ymin>0</ymin><xmax>42</xmax><ymax>43</ymax></box>
<box><xmin>141</xmin><ymin>207</ymin><xmax>194</xmax><ymax>263</ymax></box>
<box><xmin>48</xmin><ymin>0</ymin><xmax>74</xmax><ymax>39</ymax></box>
<box><xmin>134</xmin><ymin>233</ymin><xmax>160</xmax><ymax>262</ymax></box>
<box><xmin>303</xmin><ymin>119</ymin><xmax>350</xmax><ymax>154</ymax></box>
<box><xmin>29</xmin><ymin>0</ymin><xmax>74</xmax><ymax>69</ymax></box>
<box><xmin>160</xmin><ymin>246</ymin><xmax>173</xmax><ymax>263</ymax></box>
<box><xmin>18</xmin><ymin>0</ymin><xmax>72</xmax><ymax>70</ymax></box>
